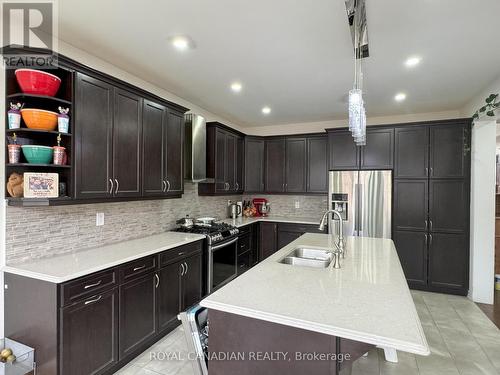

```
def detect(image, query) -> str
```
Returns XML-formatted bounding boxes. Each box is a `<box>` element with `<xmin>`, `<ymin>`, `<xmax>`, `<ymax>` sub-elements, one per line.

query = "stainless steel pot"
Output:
<box><xmin>177</xmin><ymin>216</ymin><xmax>195</xmax><ymax>228</ymax></box>
<box><xmin>196</xmin><ymin>217</ymin><xmax>218</xmax><ymax>226</ymax></box>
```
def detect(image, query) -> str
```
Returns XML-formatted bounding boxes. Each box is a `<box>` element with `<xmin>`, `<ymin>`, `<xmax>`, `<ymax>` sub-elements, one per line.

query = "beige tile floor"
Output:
<box><xmin>114</xmin><ymin>291</ymin><xmax>500</xmax><ymax>375</ymax></box>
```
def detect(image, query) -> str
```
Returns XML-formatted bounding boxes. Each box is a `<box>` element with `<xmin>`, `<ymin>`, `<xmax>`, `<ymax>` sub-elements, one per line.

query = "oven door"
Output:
<box><xmin>208</xmin><ymin>237</ymin><xmax>238</xmax><ymax>293</ymax></box>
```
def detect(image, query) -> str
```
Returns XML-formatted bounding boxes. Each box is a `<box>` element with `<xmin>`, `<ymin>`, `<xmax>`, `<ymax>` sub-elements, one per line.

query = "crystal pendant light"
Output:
<box><xmin>348</xmin><ymin>2</ymin><xmax>367</xmax><ymax>146</ymax></box>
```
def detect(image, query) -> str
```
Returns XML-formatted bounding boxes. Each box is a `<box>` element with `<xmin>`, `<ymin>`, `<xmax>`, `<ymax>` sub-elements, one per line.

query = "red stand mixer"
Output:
<box><xmin>253</xmin><ymin>198</ymin><xmax>271</xmax><ymax>217</ymax></box>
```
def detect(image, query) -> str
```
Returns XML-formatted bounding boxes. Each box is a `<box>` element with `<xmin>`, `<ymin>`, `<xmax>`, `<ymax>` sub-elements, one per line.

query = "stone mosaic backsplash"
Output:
<box><xmin>5</xmin><ymin>183</ymin><xmax>328</xmax><ymax>264</ymax></box>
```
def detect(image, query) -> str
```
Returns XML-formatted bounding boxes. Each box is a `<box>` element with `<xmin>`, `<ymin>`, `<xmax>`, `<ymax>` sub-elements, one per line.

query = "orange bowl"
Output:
<box><xmin>21</xmin><ymin>109</ymin><xmax>58</xmax><ymax>131</ymax></box>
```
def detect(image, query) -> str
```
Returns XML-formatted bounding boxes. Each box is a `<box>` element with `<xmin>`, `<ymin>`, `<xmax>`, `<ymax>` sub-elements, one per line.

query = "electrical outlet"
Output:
<box><xmin>96</xmin><ymin>212</ymin><xmax>105</xmax><ymax>226</ymax></box>
<box><xmin>295</xmin><ymin>201</ymin><xmax>300</xmax><ymax>209</ymax></box>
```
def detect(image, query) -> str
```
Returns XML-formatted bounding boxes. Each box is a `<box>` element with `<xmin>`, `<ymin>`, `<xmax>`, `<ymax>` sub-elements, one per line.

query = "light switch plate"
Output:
<box><xmin>96</xmin><ymin>212</ymin><xmax>105</xmax><ymax>226</ymax></box>
<box><xmin>295</xmin><ymin>201</ymin><xmax>300</xmax><ymax>209</ymax></box>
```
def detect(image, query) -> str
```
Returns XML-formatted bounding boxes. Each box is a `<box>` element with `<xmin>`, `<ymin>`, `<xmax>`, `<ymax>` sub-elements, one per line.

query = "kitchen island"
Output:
<box><xmin>200</xmin><ymin>233</ymin><xmax>429</xmax><ymax>375</ymax></box>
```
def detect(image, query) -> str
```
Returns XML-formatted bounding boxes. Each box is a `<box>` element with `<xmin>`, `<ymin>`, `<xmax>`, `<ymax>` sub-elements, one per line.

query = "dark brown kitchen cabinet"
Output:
<box><xmin>428</xmin><ymin>233</ymin><xmax>468</xmax><ymax>292</ymax></box>
<box><xmin>393</xmin><ymin>180</ymin><xmax>428</xmax><ymax>231</ymax></box>
<box><xmin>265</xmin><ymin>138</ymin><xmax>286</xmax><ymax>192</ymax></box>
<box><xmin>245</xmin><ymin>137</ymin><xmax>265</xmax><ymax>193</ymax></box>
<box><xmin>394</xmin><ymin>125</ymin><xmax>429</xmax><ymax>178</ymax></box>
<box><xmin>285</xmin><ymin>138</ymin><xmax>307</xmax><ymax>192</ymax></box>
<box><xmin>199</xmin><ymin>123</ymin><xmax>244</xmax><ymax>195</ymax></box>
<box><xmin>165</xmin><ymin>110</ymin><xmax>184</xmax><ymax>194</ymax></box>
<box><xmin>74</xmin><ymin>72</ymin><xmax>113</xmax><ymax>199</ymax></box>
<box><xmin>181</xmin><ymin>254</ymin><xmax>202</xmax><ymax>309</ymax></box>
<box><xmin>307</xmin><ymin>136</ymin><xmax>328</xmax><ymax>193</ymax></box>
<box><xmin>112</xmin><ymin>88</ymin><xmax>142</xmax><ymax>197</ymax></box>
<box><xmin>260</xmin><ymin>222</ymin><xmax>278</xmax><ymax>260</ymax></box>
<box><xmin>393</xmin><ymin>231</ymin><xmax>427</xmax><ymax>288</ymax></box>
<box><xmin>360</xmin><ymin>128</ymin><xmax>394</xmax><ymax>169</ymax></box>
<box><xmin>328</xmin><ymin>130</ymin><xmax>359</xmax><ymax>170</ymax></box>
<box><xmin>277</xmin><ymin>223</ymin><xmax>326</xmax><ymax>249</ymax></box>
<box><xmin>236</xmin><ymin>136</ymin><xmax>245</xmax><ymax>192</ymax></box>
<box><xmin>61</xmin><ymin>288</ymin><xmax>119</xmax><ymax>375</ymax></box>
<box><xmin>429</xmin><ymin>123</ymin><xmax>468</xmax><ymax>178</ymax></box>
<box><xmin>156</xmin><ymin>261</ymin><xmax>181</xmax><ymax>333</ymax></box>
<box><xmin>119</xmin><ymin>273</ymin><xmax>157</xmax><ymax>359</ymax></box>
<box><xmin>142</xmin><ymin>100</ymin><xmax>167</xmax><ymax>197</ymax></box>
<box><xmin>429</xmin><ymin>180</ymin><xmax>468</xmax><ymax>233</ymax></box>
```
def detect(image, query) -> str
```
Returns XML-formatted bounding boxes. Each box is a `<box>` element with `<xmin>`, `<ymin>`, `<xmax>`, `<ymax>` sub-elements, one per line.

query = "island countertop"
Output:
<box><xmin>200</xmin><ymin>233</ymin><xmax>430</xmax><ymax>356</ymax></box>
<box><xmin>2</xmin><ymin>232</ymin><xmax>205</xmax><ymax>283</ymax></box>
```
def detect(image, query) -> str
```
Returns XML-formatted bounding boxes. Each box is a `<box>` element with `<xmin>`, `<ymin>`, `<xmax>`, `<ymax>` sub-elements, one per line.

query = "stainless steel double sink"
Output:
<box><xmin>279</xmin><ymin>246</ymin><xmax>333</xmax><ymax>268</ymax></box>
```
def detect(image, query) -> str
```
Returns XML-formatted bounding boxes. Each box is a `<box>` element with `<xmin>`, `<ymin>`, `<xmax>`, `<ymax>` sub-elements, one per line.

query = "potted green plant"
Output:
<box><xmin>472</xmin><ymin>93</ymin><xmax>499</xmax><ymax>121</ymax></box>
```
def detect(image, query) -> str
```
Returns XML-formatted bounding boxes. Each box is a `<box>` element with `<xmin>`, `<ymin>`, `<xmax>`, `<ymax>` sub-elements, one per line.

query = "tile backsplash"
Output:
<box><xmin>5</xmin><ymin>184</ymin><xmax>327</xmax><ymax>264</ymax></box>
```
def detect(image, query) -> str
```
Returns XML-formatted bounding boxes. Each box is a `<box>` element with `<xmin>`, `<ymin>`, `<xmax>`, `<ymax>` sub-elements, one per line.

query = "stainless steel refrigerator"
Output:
<box><xmin>328</xmin><ymin>170</ymin><xmax>392</xmax><ymax>239</ymax></box>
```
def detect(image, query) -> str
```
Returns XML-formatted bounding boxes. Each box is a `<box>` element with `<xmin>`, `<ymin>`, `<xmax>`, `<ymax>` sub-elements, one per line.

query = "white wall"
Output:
<box><xmin>470</xmin><ymin>119</ymin><xmax>497</xmax><ymax>304</ymax></box>
<box><xmin>462</xmin><ymin>74</ymin><xmax>500</xmax><ymax>118</ymax></box>
<box><xmin>244</xmin><ymin>110</ymin><xmax>462</xmax><ymax>136</ymax></box>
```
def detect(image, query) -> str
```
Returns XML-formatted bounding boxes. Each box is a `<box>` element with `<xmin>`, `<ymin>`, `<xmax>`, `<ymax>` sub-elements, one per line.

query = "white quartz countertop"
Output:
<box><xmin>220</xmin><ymin>215</ymin><xmax>320</xmax><ymax>228</ymax></box>
<box><xmin>201</xmin><ymin>233</ymin><xmax>430</xmax><ymax>356</ymax></box>
<box><xmin>2</xmin><ymin>232</ymin><xmax>205</xmax><ymax>283</ymax></box>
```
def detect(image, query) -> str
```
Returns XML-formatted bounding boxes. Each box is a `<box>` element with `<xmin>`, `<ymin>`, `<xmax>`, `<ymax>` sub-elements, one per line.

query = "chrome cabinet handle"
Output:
<box><xmin>235</xmin><ymin>182</ymin><xmax>239</xmax><ymax>191</ymax></box>
<box><xmin>429</xmin><ymin>220</ymin><xmax>433</xmax><ymax>231</ymax></box>
<box><xmin>114</xmin><ymin>179</ymin><xmax>119</xmax><ymax>194</ymax></box>
<box><xmin>425</xmin><ymin>220</ymin><xmax>428</xmax><ymax>230</ymax></box>
<box><xmin>133</xmin><ymin>265</ymin><xmax>146</xmax><ymax>272</ymax></box>
<box><xmin>429</xmin><ymin>234</ymin><xmax>433</xmax><ymax>246</ymax></box>
<box><xmin>430</xmin><ymin>167</ymin><xmax>433</xmax><ymax>176</ymax></box>
<box><xmin>425</xmin><ymin>167</ymin><xmax>428</xmax><ymax>176</ymax></box>
<box><xmin>178</xmin><ymin>251</ymin><xmax>185</xmax><ymax>256</ymax></box>
<box><xmin>184</xmin><ymin>262</ymin><xmax>188</xmax><ymax>274</ymax></box>
<box><xmin>425</xmin><ymin>234</ymin><xmax>428</xmax><ymax>246</ymax></box>
<box><xmin>155</xmin><ymin>274</ymin><xmax>160</xmax><ymax>288</ymax></box>
<box><xmin>84</xmin><ymin>295</ymin><xmax>102</xmax><ymax>305</ymax></box>
<box><xmin>84</xmin><ymin>280</ymin><xmax>102</xmax><ymax>289</ymax></box>
<box><xmin>180</xmin><ymin>263</ymin><xmax>185</xmax><ymax>276</ymax></box>
<box><xmin>109</xmin><ymin>179</ymin><xmax>114</xmax><ymax>195</ymax></box>
<box><xmin>162</xmin><ymin>180</ymin><xmax>167</xmax><ymax>192</ymax></box>
<box><xmin>166</xmin><ymin>180</ymin><xmax>171</xmax><ymax>192</ymax></box>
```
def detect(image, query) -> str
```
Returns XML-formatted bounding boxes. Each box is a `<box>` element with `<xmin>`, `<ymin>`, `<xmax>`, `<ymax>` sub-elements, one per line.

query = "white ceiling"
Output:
<box><xmin>58</xmin><ymin>0</ymin><xmax>500</xmax><ymax>127</ymax></box>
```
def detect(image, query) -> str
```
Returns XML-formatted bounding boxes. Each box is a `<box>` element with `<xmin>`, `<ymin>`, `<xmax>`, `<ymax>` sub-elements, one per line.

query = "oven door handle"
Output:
<box><xmin>210</xmin><ymin>237</ymin><xmax>238</xmax><ymax>251</ymax></box>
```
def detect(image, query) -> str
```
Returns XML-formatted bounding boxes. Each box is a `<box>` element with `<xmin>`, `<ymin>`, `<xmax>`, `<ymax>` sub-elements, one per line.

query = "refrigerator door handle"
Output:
<box><xmin>357</xmin><ymin>183</ymin><xmax>363</xmax><ymax>234</ymax></box>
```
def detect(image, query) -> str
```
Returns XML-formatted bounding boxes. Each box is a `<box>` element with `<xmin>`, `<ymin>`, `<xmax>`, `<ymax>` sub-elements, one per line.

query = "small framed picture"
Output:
<box><xmin>23</xmin><ymin>173</ymin><xmax>59</xmax><ymax>198</ymax></box>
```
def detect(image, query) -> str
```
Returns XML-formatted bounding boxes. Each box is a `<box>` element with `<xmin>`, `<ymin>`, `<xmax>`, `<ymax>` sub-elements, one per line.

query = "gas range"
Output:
<box><xmin>175</xmin><ymin>222</ymin><xmax>239</xmax><ymax>245</ymax></box>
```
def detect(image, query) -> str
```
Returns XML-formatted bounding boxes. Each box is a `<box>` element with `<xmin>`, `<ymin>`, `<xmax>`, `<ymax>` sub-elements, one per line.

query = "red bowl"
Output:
<box><xmin>15</xmin><ymin>69</ymin><xmax>61</xmax><ymax>97</ymax></box>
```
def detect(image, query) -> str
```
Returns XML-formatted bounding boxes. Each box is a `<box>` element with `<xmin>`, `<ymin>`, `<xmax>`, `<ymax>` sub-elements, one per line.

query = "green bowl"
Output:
<box><xmin>21</xmin><ymin>145</ymin><xmax>53</xmax><ymax>164</ymax></box>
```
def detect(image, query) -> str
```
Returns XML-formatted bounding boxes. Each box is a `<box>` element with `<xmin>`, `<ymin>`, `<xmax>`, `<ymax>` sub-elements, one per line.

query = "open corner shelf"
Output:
<box><xmin>6</xmin><ymin>128</ymin><xmax>72</xmax><ymax>137</ymax></box>
<box><xmin>6</xmin><ymin>163</ymin><xmax>71</xmax><ymax>169</ymax></box>
<box><xmin>7</xmin><ymin>196</ymin><xmax>73</xmax><ymax>207</ymax></box>
<box><xmin>6</xmin><ymin>93</ymin><xmax>72</xmax><ymax>106</ymax></box>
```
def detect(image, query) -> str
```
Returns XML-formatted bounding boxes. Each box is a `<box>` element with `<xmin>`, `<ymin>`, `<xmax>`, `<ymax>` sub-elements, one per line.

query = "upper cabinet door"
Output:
<box><xmin>265</xmin><ymin>138</ymin><xmax>286</xmax><ymax>192</ymax></box>
<box><xmin>225</xmin><ymin>133</ymin><xmax>237</xmax><ymax>192</ymax></box>
<box><xmin>394</xmin><ymin>126</ymin><xmax>429</xmax><ymax>178</ymax></box>
<box><xmin>360</xmin><ymin>128</ymin><xmax>394</xmax><ymax>170</ymax></box>
<box><xmin>165</xmin><ymin>110</ymin><xmax>184</xmax><ymax>195</ymax></box>
<box><xmin>113</xmin><ymin>88</ymin><xmax>142</xmax><ymax>197</ymax></box>
<box><xmin>430</xmin><ymin>123</ymin><xmax>469</xmax><ymax>179</ymax></box>
<box><xmin>75</xmin><ymin>73</ymin><xmax>114</xmax><ymax>199</ymax></box>
<box><xmin>328</xmin><ymin>130</ymin><xmax>359</xmax><ymax>170</ymax></box>
<box><xmin>307</xmin><ymin>136</ymin><xmax>328</xmax><ymax>193</ymax></box>
<box><xmin>142</xmin><ymin>100</ymin><xmax>166</xmax><ymax>197</ymax></box>
<box><xmin>393</xmin><ymin>179</ymin><xmax>428</xmax><ymax>231</ymax></box>
<box><xmin>285</xmin><ymin>138</ymin><xmax>307</xmax><ymax>192</ymax></box>
<box><xmin>429</xmin><ymin>180</ymin><xmax>468</xmax><ymax>233</ymax></box>
<box><xmin>244</xmin><ymin>137</ymin><xmax>265</xmax><ymax>193</ymax></box>
<box><xmin>236</xmin><ymin>136</ymin><xmax>244</xmax><ymax>192</ymax></box>
<box><xmin>214</xmin><ymin>129</ymin><xmax>227</xmax><ymax>193</ymax></box>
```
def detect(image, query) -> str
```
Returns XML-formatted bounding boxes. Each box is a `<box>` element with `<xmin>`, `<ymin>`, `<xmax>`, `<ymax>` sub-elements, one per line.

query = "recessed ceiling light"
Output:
<box><xmin>394</xmin><ymin>93</ymin><xmax>407</xmax><ymax>102</ymax></box>
<box><xmin>169</xmin><ymin>35</ymin><xmax>194</xmax><ymax>51</ymax></box>
<box><xmin>230</xmin><ymin>82</ymin><xmax>243</xmax><ymax>93</ymax></box>
<box><xmin>262</xmin><ymin>106</ymin><xmax>271</xmax><ymax>115</ymax></box>
<box><xmin>405</xmin><ymin>56</ymin><xmax>421</xmax><ymax>68</ymax></box>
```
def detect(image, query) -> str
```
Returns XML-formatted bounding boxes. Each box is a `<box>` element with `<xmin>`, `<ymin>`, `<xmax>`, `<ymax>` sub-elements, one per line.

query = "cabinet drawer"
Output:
<box><xmin>237</xmin><ymin>250</ymin><xmax>252</xmax><ymax>275</ymax></box>
<box><xmin>278</xmin><ymin>223</ymin><xmax>323</xmax><ymax>234</ymax></box>
<box><xmin>120</xmin><ymin>255</ymin><xmax>157</xmax><ymax>282</ymax></box>
<box><xmin>238</xmin><ymin>234</ymin><xmax>251</xmax><ymax>255</ymax></box>
<box><xmin>237</xmin><ymin>224</ymin><xmax>252</xmax><ymax>236</ymax></box>
<box><xmin>160</xmin><ymin>241</ymin><xmax>202</xmax><ymax>267</ymax></box>
<box><xmin>61</xmin><ymin>269</ymin><xmax>117</xmax><ymax>306</ymax></box>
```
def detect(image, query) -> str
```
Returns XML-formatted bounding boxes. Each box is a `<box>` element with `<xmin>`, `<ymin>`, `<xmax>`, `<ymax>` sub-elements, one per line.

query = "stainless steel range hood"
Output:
<box><xmin>184</xmin><ymin>114</ymin><xmax>207</xmax><ymax>182</ymax></box>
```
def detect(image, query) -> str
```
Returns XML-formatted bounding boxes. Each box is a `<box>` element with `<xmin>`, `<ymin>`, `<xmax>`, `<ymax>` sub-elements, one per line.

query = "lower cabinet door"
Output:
<box><xmin>157</xmin><ymin>262</ymin><xmax>182</xmax><ymax>333</ymax></box>
<box><xmin>393</xmin><ymin>231</ymin><xmax>428</xmax><ymax>287</ymax></box>
<box><xmin>182</xmin><ymin>254</ymin><xmax>202</xmax><ymax>310</ymax></box>
<box><xmin>277</xmin><ymin>230</ymin><xmax>302</xmax><ymax>249</ymax></box>
<box><xmin>237</xmin><ymin>250</ymin><xmax>252</xmax><ymax>275</ymax></box>
<box><xmin>61</xmin><ymin>288</ymin><xmax>119</xmax><ymax>375</ymax></box>
<box><xmin>428</xmin><ymin>232</ymin><xmax>468</xmax><ymax>293</ymax></box>
<box><xmin>119</xmin><ymin>273</ymin><xmax>157</xmax><ymax>359</ymax></box>
<box><xmin>260</xmin><ymin>222</ymin><xmax>278</xmax><ymax>260</ymax></box>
